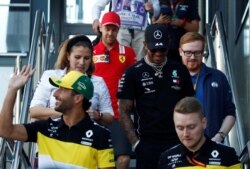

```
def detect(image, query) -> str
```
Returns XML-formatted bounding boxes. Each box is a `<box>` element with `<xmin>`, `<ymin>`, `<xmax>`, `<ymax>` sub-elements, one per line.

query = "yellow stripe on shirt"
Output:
<box><xmin>37</xmin><ymin>132</ymin><xmax>114</xmax><ymax>169</ymax></box>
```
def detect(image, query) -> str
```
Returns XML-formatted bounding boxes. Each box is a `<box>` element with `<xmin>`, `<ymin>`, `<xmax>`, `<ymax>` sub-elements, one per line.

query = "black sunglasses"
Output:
<box><xmin>150</xmin><ymin>48</ymin><xmax>167</xmax><ymax>53</ymax></box>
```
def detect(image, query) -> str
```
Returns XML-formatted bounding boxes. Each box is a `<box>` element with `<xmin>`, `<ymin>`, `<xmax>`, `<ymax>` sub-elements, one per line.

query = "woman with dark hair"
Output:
<box><xmin>30</xmin><ymin>35</ymin><xmax>114</xmax><ymax>125</ymax></box>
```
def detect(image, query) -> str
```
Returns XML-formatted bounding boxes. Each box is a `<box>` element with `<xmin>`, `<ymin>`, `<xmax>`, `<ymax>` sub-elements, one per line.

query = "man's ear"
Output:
<box><xmin>99</xmin><ymin>25</ymin><xmax>103</xmax><ymax>33</ymax></box>
<box><xmin>178</xmin><ymin>48</ymin><xmax>183</xmax><ymax>56</ymax></box>
<box><xmin>202</xmin><ymin>117</ymin><xmax>207</xmax><ymax>130</ymax></box>
<box><xmin>74</xmin><ymin>94</ymin><xmax>84</xmax><ymax>104</ymax></box>
<box><xmin>143</xmin><ymin>41</ymin><xmax>148</xmax><ymax>51</ymax></box>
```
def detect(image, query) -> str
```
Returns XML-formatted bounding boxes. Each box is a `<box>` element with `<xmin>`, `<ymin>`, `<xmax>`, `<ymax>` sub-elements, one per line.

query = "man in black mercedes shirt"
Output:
<box><xmin>158</xmin><ymin>97</ymin><xmax>241</xmax><ymax>169</ymax></box>
<box><xmin>117</xmin><ymin>24</ymin><xmax>195</xmax><ymax>169</ymax></box>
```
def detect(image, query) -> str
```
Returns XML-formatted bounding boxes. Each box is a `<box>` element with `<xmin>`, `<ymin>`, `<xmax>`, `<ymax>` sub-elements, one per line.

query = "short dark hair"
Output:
<box><xmin>174</xmin><ymin>97</ymin><xmax>204</xmax><ymax>118</ymax></box>
<box><xmin>71</xmin><ymin>90</ymin><xmax>92</xmax><ymax>111</ymax></box>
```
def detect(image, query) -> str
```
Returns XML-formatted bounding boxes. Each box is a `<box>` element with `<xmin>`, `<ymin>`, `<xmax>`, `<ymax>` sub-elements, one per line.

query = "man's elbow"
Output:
<box><xmin>0</xmin><ymin>126</ymin><xmax>11</xmax><ymax>138</ymax></box>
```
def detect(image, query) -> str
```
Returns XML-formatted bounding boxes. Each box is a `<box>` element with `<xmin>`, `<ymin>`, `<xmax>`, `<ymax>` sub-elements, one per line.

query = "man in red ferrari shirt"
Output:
<box><xmin>93</xmin><ymin>11</ymin><xmax>136</xmax><ymax>169</ymax></box>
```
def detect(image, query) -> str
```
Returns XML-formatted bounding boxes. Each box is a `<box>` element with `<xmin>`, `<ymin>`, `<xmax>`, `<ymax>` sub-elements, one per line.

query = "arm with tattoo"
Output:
<box><xmin>118</xmin><ymin>99</ymin><xmax>139</xmax><ymax>145</ymax></box>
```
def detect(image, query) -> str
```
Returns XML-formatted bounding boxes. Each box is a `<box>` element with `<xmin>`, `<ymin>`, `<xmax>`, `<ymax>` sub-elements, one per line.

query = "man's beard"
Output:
<box><xmin>54</xmin><ymin>100</ymin><xmax>71</xmax><ymax>114</ymax></box>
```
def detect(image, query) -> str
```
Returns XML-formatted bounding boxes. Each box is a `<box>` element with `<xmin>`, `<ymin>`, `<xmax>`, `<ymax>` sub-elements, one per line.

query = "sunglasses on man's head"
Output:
<box><xmin>150</xmin><ymin>48</ymin><xmax>167</xmax><ymax>53</ymax></box>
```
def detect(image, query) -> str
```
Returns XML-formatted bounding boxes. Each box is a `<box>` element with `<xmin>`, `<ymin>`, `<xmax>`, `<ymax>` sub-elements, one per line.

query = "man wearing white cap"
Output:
<box><xmin>0</xmin><ymin>65</ymin><xmax>115</xmax><ymax>169</ymax></box>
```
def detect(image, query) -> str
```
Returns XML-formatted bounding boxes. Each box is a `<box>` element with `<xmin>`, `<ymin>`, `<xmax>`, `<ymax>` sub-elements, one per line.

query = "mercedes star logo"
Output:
<box><xmin>154</xmin><ymin>30</ymin><xmax>162</xmax><ymax>39</ymax></box>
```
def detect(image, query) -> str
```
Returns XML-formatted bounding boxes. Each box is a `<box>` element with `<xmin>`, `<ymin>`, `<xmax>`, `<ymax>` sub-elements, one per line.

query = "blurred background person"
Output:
<box><xmin>153</xmin><ymin>0</ymin><xmax>200</xmax><ymax>63</ymax></box>
<box><xmin>92</xmin><ymin>0</ymin><xmax>160</xmax><ymax>61</ymax></box>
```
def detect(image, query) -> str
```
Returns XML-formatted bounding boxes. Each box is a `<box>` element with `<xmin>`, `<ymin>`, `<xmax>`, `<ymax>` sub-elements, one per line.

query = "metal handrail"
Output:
<box><xmin>0</xmin><ymin>8</ymin><xmax>55</xmax><ymax>168</ymax></box>
<box><xmin>239</xmin><ymin>141</ymin><xmax>250</xmax><ymax>167</ymax></box>
<box><xmin>11</xmin><ymin>10</ymin><xmax>46</xmax><ymax>169</ymax></box>
<box><xmin>29</xmin><ymin>21</ymin><xmax>56</xmax><ymax>168</ymax></box>
<box><xmin>0</xmin><ymin>53</ymin><xmax>27</xmax><ymax>57</ymax></box>
<box><xmin>235</xmin><ymin>2</ymin><xmax>249</xmax><ymax>43</ymax></box>
<box><xmin>0</xmin><ymin>3</ymin><xmax>30</xmax><ymax>7</ymax></box>
<box><xmin>43</xmin><ymin>22</ymin><xmax>55</xmax><ymax>72</ymax></box>
<box><xmin>205</xmin><ymin>23</ymin><xmax>216</xmax><ymax>68</ymax></box>
<box><xmin>209</xmin><ymin>11</ymin><xmax>245</xmax><ymax>151</ymax></box>
<box><xmin>0</xmin><ymin>56</ymin><xmax>22</xmax><ymax>169</ymax></box>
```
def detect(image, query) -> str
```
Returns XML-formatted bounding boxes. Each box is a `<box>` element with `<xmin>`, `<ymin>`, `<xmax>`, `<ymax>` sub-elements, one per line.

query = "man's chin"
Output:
<box><xmin>106</xmin><ymin>39</ymin><xmax>115</xmax><ymax>45</ymax></box>
<box><xmin>182</xmin><ymin>140</ymin><xmax>194</xmax><ymax>148</ymax></box>
<box><xmin>188</xmin><ymin>66</ymin><xmax>199</xmax><ymax>72</ymax></box>
<box><xmin>55</xmin><ymin>108</ymin><xmax>63</xmax><ymax>113</ymax></box>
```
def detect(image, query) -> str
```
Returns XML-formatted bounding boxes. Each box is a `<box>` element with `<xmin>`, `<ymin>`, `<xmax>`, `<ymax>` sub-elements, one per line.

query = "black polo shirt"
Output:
<box><xmin>159</xmin><ymin>138</ymin><xmax>241</xmax><ymax>169</ymax></box>
<box><xmin>117</xmin><ymin>59</ymin><xmax>194</xmax><ymax>143</ymax></box>
<box><xmin>24</xmin><ymin>115</ymin><xmax>114</xmax><ymax>168</ymax></box>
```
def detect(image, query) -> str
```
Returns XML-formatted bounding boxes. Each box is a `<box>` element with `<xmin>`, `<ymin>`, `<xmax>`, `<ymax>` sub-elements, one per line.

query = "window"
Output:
<box><xmin>66</xmin><ymin>0</ymin><xmax>109</xmax><ymax>24</ymax></box>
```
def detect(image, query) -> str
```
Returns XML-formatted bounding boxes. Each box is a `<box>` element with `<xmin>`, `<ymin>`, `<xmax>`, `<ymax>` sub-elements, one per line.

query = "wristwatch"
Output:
<box><xmin>99</xmin><ymin>112</ymin><xmax>103</xmax><ymax>120</ymax></box>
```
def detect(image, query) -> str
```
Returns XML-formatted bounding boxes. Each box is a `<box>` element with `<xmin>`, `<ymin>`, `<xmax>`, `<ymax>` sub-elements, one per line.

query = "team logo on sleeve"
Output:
<box><xmin>171</xmin><ymin>70</ymin><xmax>181</xmax><ymax>90</ymax></box>
<box><xmin>119</xmin><ymin>55</ymin><xmax>126</xmax><ymax>63</ymax></box>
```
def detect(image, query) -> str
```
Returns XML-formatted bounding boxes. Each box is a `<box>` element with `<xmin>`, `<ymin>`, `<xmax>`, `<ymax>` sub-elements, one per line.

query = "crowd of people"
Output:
<box><xmin>0</xmin><ymin>1</ymin><xmax>242</xmax><ymax>169</ymax></box>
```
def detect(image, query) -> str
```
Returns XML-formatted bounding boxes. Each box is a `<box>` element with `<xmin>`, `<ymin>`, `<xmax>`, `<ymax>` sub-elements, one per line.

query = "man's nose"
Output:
<box><xmin>53</xmin><ymin>88</ymin><xmax>60</xmax><ymax>97</ymax></box>
<box><xmin>183</xmin><ymin>128</ymin><xmax>189</xmax><ymax>136</ymax></box>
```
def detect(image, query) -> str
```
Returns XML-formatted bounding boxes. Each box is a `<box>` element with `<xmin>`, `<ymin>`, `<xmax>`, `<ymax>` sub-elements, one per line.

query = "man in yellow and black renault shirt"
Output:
<box><xmin>0</xmin><ymin>65</ymin><xmax>115</xmax><ymax>169</ymax></box>
<box><xmin>158</xmin><ymin>97</ymin><xmax>241</xmax><ymax>169</ymax></box>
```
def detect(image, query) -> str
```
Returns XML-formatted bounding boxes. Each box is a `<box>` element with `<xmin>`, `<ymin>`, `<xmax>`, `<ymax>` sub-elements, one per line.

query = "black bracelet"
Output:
<box><xmin>218</xmin><ymin>131</ymin><xmax>226</xmax><ymax>139</ymax></box>
<box><xmin>99</xmin><ymin>112</ymin><xmax>103</xmax><ymax>120</ymax></box>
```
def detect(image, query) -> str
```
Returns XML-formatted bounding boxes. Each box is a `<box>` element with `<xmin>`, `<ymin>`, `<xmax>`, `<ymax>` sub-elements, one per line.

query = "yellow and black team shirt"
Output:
<box><xmin>24</xmin><ymin>115</ymin><xmax>115</xmax><ymax>169</ymax></box>
<box><xmin>158</xmin><ymin>138</ymin><xmax>241</xmax><ymax>169</ymax></box>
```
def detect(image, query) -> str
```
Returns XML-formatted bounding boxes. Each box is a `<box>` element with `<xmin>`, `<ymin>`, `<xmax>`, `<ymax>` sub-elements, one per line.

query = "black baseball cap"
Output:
<box><xmin>145</xmin><ymin>24</ymin><xmax>169</xmax><ymax>50</ymax></box>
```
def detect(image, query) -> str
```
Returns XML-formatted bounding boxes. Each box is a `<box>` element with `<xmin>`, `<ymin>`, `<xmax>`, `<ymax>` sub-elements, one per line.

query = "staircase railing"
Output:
<box><xmin>206</xmin><ymin>11</ymin><xmax>245</xmax><ymax>153</ymax></box>
<box><xmin>240</xmin><ymin>141</ymin><xmax>250</xmax><ymax>169</ymax></box>
<box><xmin>235</xmin><ymin>2</ymin><xmax>250</xmax><ymax>169</ymax></box>
<box><xmin>0</xmin><ymin>9</ymin><xmax>55</xmax><ymax>169</ymax></box>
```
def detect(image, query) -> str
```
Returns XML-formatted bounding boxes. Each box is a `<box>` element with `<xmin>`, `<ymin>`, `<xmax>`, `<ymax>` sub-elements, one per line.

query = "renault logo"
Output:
<box><xmin>154</xmin><ymin>30</ymin><xmax>162</xmax><ymax>39</ymax></box>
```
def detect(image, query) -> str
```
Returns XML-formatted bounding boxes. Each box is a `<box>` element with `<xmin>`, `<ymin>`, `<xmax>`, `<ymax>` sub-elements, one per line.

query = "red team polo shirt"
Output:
<box><xmin>93</xmin><ymin>40</ymin><xmax>136</xmax><ymax>119</ymax></box>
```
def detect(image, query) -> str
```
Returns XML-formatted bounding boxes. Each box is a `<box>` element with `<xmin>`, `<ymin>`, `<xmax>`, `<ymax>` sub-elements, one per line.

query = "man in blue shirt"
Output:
<box><xmin>179</xmin><ymin>32</ymin><xmax>236</xmax><ymax>142</ymax></box>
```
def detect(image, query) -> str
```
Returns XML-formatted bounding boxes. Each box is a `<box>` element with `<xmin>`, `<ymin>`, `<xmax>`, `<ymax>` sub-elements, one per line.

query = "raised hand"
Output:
<box><xmin>8</xmin><ymin>65</ymin><xmax>35</xmax><ymax>90</ymax></box>
<box><xmin>144</xmin><ymin>2</ymin><xmax>153</xmax><ymax>12</ymax></box>
<box><xmin>92</xmin><ymin>19</ymin><xmax>101</xmax><ymax>35</ymax></box>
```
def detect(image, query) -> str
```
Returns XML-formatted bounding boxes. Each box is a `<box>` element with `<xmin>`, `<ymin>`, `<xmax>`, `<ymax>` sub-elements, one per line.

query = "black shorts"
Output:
<box><xmin>107</xmin><ymin>120</ymin><xmax>132</xmax><ymax>158</ymax></box>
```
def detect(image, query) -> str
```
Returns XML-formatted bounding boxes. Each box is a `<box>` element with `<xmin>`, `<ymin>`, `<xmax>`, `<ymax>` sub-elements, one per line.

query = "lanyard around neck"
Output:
<box><xmin>193</xmin><ymin>72</ymin><xmax>200</xmax><ymax>91</ymax></box>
